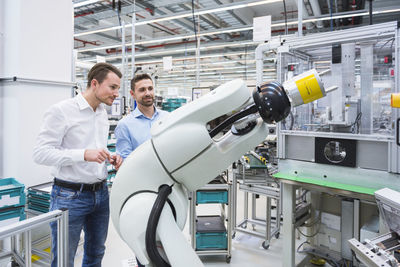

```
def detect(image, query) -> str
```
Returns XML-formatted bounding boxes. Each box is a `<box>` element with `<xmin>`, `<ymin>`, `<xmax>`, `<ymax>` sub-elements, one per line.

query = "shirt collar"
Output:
<box><xmin>132</xmin><ymin>105</ymin><xmax>159</xmax><ymax>119</ymax></box>
<box><xmin>76</xmin><ymin>93</ymin><xmax>104</xmax><ymax>113</ymax></box>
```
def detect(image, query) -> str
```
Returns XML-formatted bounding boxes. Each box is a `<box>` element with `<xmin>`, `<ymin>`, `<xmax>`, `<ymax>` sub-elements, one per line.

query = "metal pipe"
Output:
<box><xmin>63</xmin><ymin>209</ymin><xmax>69</xmax><ymax>267</ymax></box>
<box><xmin>297</xmin><ymin>0</ymin><xmax>303</xmax><ymax>36</ymax></box>
<box><xmin>309</xmin><ymin>0</ymin><xmax>324</xmax><ymax>28</ymax></box>
<box><xmin>195</xmin><ymin>1</ymin><xmax>200</xmax><ymax>87</ymax></box>
<box><xmin>255</xmin><ymin>43</ymin><xmax>271</xmax><ymax>86</ymax></box>
<box><xmin>121</xmin><ymin>20</ymin><xmax>127</xmax><ymax>97</ymax></box>
<box><xmin>131</xmin><ymin>11</ymin><xmax>136</xmax><ymax>76</ymax></box>
<box><xmin>24</xmin><ymin>231</ymin><xmax>32</xmax><ymax>267</ymax></box>
<box><xmin>0</xmin><ymin>210</ymin><xmax>65</xmax><ymax>239</ymax></box>
<box><xmin>265</xmin><ymin>196</ymin><xmax>271</xmax><ymax>244</ymax></box>
<box><xmin>369</xmin><ymin>0</ymin><xmax>373</xmax><ymax>25</ymax></box>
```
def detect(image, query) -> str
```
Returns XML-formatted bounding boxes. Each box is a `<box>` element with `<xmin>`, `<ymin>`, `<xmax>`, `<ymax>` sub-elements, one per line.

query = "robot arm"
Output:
<box><xmin>110</xmin><ymin>69</ymin><xmax>335</xmax><ymax>267</ymax></box>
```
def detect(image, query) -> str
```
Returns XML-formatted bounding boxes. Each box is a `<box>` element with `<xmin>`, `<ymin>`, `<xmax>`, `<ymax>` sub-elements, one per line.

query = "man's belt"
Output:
<box><xmin>54</xmin><ymin>178</ymin><xmax>106</xmax><ymax>192</ymax></box>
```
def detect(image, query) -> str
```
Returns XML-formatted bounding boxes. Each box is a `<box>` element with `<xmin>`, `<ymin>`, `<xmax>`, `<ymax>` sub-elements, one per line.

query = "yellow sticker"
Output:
<box><xmin>295</xmin><ymin>74</ymin><xmax>323</xmax><ymax>104</ymax></box>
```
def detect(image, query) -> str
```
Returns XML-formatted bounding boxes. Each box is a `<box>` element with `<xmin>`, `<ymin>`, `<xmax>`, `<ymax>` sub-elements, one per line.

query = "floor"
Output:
<box><xmin>73</xmin><ymin>184</ymin><xmax>311</xmax><ymax>267</ymax></box>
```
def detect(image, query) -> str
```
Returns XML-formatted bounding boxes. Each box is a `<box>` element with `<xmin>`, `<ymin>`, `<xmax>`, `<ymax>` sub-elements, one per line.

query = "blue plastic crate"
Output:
<box><xmin>0</xmin><ymin>206</ymin><xmax>26</xmax><ymax>227</ymax></box>
<box><xmin>28</xmin><ymin>197</ymin><xmax>50</xmax><ymax>207</ymax></box>
<box><xmin>166</xmin><ymin>98</ymin><xmax>187</xmax><ymax>104</ymax></box>
<box><xmin>28</xmin><ymin>203</ymin><xmax>49</xmax><ymax>213</ymax></box>
<box><xmin>0</xmin><ymin>178</ymin><xmax>26</xmax><ymax>209</ymax></box>
<box><xmin>107</xmin><ymin>145</ymin><xmax>116</xmax><ymax>152</ymax></box>
<box><xmin>28</xmin><ymin>192</ymin><xmax>50</xmax><ymax>201</ymax></box>
<box><xmin>196</xmin><ymin>232</ymin><xmax>227</xmax><ymax>250</ymax></box>
<box><xmin>196</xmin><ymin>190</ymin><xmax>228</xmax><ymax>204</ymax></box>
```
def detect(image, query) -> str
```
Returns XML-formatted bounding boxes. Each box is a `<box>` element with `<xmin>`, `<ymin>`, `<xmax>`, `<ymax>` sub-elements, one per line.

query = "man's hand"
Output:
<box><xmin>84</xmin><ymin>149</ymin><xmax>110</xmax><ymax>163</ymax></box>
<box><xmin>109</xmin><ymin>154</ymin><xmax>123</xmax><ymax>170</ymax></box>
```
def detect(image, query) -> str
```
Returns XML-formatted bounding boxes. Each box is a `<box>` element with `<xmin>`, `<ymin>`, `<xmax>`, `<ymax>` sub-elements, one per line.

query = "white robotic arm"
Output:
<box><xmin>110</xmin><ymin>69</ymin><xmax>334</xmax><ymax>267</ymax></box>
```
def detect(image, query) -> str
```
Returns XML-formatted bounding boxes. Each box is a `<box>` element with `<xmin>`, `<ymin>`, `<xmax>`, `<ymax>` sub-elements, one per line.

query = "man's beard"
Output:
<box><xmin>139</xmin><ymin>97</ymin><xmax>154</xmax><ymax>107</ymax></box>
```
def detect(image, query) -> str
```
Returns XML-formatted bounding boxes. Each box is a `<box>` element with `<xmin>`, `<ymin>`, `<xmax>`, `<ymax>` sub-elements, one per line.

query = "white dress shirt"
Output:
<box><xmin>33</xmin><ymin>94</ymin><xmax>109</xmax><ymax>184</ymax></box>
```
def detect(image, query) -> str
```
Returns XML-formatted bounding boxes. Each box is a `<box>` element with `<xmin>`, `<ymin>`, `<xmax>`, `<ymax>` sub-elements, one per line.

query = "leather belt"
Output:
<box><xmin>54</xmin><ymin>178</ymin><xmax>105</xmax><ymax>192</ymax></box>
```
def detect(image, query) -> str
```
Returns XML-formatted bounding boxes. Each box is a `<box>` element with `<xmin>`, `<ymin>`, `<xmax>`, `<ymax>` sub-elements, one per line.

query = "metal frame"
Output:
<box><xmin>232</xmin><ymin>162</ymin><xmax>281</xmax><ymax>250</ymax></box>
<box><xmin>349</xmin><ymin>233</ymin><xmax>398</xmax><ymax>267</ymax></box>
<box><xmin>189</xmin><ymin>183</ymin><xmax>232</xmax><ymax>263</ymax></box>
<box><xmin>275</xmin><ymin>21</ymin><xmax>400</xmax><ymax>172</ymax></box>
<box><xmin>272</xmin><ymin>22</ymin><xmax>400</xmax><ymax>267</ymax></box>
<box><xmin>0</xmin><ymin>209</ymin><xmax>69</xmax><ymax>267</ymax></box>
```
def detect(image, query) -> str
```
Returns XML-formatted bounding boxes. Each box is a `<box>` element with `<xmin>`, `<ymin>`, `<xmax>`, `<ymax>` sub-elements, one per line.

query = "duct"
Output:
<box><xmin>255</xmin><ymin>43</ymin><xmax>271</xmax><ymax>86</ymax></box>
<box><xmin>294</xmin><ymin>0</ymin><xmax>314</xmax><ymax>30</ymax></box>
<box><xmin>309</xmin><ymin>0</ymin><xmax>324</xmax><ymax>28</ymax></box>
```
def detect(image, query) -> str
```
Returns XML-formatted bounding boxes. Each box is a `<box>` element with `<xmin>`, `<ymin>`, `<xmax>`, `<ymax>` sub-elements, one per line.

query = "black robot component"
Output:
<box><xmin>253</xmin><ymin>81</ymin><xmax>291</xmax><ymax>124</ymax></box>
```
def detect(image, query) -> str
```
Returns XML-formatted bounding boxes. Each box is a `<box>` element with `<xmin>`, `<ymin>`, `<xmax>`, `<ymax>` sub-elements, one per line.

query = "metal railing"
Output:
<box><xmin>0</xmin><ymin>209</ymin><xmax>68</xmax><ymax>267</ymax></box>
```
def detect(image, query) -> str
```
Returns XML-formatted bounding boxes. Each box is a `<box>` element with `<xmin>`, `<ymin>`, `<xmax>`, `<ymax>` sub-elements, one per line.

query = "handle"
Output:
<box><xmin>397</xmin><ymin>118</ymin><xmax>400</xmax><ymax>146</ymax></box>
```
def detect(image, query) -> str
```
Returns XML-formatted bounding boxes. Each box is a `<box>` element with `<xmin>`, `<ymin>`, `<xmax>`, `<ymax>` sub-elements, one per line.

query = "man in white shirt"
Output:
<box><xmin>33</xmin><ymin>63</ymin><xmax>123</xmax><ymax>267</ymax></box>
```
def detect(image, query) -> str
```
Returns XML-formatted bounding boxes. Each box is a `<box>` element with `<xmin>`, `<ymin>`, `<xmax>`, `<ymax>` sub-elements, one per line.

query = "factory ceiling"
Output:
<box><xmin>73</xmin><ymin>0</ymin><xmax>400</xmax><ymax>89</ymax></box>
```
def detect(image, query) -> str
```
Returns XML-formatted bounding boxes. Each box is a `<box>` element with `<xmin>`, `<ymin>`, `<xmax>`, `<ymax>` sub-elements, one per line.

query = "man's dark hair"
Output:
<box><xmin>131</xmin><ymin>73</ymin><xmax>153</xmax><ymax>91</ymax></box>
<box><xmin>87</xmin><ymin>63</ymin><xmax>122</xmax><ymax>88</ymax></box>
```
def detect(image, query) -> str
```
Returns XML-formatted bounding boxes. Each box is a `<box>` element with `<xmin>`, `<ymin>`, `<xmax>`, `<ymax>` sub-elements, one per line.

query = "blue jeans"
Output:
<box><xmin>50</xmin><ymin>183</ymin><xmax>109</xmax><ymax>267</ymax></box>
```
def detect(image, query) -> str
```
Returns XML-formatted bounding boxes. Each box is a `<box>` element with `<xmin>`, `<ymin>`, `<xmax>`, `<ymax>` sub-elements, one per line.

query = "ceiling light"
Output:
<box><xmin>74</xmin><ymin>0</ymin><xmax>103</xmax><ymax>8</ymax></box>
<box><xmin>78</xmin><ymin>27</ymin><xmax>253</xmax><ymax>52</ymax></box>
<box><xmin>80</xmin><ymin>50</ymin><xmax>254</xmax><ymax>62</ymax></box>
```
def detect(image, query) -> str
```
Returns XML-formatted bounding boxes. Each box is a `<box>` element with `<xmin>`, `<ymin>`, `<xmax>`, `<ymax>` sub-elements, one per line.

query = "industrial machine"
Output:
<box><xmin>270</xmin><ymin>21</ymin><xmax>400</xmax><ymax>266</ymax></box>
<box><xmin>349</xmin><ymin>188</ymin><xmax>400</xmax><ymax>267</ymax></box>
<box><xmin>110</xmin><ymin>69</ymin><xmax>334</xmax><ymax>267</ymax></box>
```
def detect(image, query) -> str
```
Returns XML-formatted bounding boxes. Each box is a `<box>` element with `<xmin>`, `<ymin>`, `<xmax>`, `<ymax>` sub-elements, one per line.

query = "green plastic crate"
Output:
<box><xmin>0</xmin><ymin>178</ymin><xmax>25</xmax><ymax>209</ymax></box>
<box><xmin>196</xmin><ymin>190</ymin><xmax>228</xmax><ymax>204</ymax></box>
<box><xmin>196</xmin><ymin>216</ymin><xmax>227</xmax><ymax>250</ymax></box>
<box><xmin>0</xmin><ymin>206</ymin><xmax>26</xmax><ymax>227</ymax></box>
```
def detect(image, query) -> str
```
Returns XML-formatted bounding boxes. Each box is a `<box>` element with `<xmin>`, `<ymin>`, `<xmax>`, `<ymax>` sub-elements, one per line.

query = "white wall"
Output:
<box><xmin>2</xmin><ymin>0</ymin><xmax>73</xmax><ymax>81</ymax></box>
<box><xmin>1</xmin><ymin>0</ymin><xmax>74</xmax><ymax>187</ymax></box>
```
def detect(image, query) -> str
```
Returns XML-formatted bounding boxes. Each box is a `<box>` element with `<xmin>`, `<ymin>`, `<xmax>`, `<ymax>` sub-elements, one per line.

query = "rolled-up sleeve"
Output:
<box><xmin>33</xmin><ymin>105</ymin><xmax>85</xmax><ymax>166</ymax></box>
<box><xmin>115</xmin><ymin>122</ymin><xmax>134</xmax><ymax>160</ymax></box>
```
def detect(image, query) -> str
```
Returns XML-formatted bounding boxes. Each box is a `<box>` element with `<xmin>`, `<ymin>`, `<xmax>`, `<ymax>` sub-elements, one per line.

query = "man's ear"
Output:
<box><xmin>91</xmin><ymin>79</ymin><xmax>98</xmax><ymax>90</ymax></box>
<box><xmin>130</xmin><ymin>89</ymin><xmax>135</xmax><ymax>99</ymax></box>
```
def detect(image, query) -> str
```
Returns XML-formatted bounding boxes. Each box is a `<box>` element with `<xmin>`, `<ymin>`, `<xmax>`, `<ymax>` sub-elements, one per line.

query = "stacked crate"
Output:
<box><xmin>195</xmin><ymin>190</ymin><xmax>229</xmax><ymax>251</ymax></box>
<box><xmin>27</xmin><ymin>182</ymin><xmax>52</xmax><ymax>213</ymax></box>
<box><xmin>107</xmin><ymin>137</ymin><xmax>117</xmax><ymax>186</ymax></box>
<box><xmin>161</xmin><ymin>98</ymin><xmax>187</xmax><ymax>112</ymax></box>
<box><xmin>0</xmin><ymin>178</ymin><xmax>26</xmax><ymax>227</ymax></box>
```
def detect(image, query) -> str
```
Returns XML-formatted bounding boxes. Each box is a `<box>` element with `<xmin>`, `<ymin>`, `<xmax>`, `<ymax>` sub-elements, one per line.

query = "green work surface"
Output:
<box><xmin>273</xmin><ymin>172</ymin><xmax>377</xmax><ymax>195</ymax></box>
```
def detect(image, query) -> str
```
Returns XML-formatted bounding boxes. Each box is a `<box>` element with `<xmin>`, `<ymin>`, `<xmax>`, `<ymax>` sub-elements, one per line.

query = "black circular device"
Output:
<box><xmin>252</xmin><ymin>81</ymin><xmax>291</xmax><ymax>124</ymax></box>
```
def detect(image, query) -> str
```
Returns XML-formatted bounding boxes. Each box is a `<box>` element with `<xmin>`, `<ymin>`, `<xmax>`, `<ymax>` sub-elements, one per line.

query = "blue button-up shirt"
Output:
<box><xmin>115</xmin><ymin>106</ymin><xmax>169</xmax><ymax>159</ymax></box>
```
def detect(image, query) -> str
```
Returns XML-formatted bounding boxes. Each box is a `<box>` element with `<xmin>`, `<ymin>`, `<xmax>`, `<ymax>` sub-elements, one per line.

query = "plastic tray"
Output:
<box><xmin>196</xmin><ymin>190</ymin><xmax>228</xmax><ymax>204</ymax></box>
<box><xmin>0</xmin><ymin>178</ymin><xmax>26</xmax><ymax>209</ymax></box>
<box><xmin>0</xmin><ymin>206</ymin><xmax>26</xmax><ymax>227</ymax></box>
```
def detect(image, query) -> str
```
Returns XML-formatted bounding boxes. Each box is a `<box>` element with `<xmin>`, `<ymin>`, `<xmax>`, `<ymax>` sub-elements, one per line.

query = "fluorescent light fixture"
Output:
<box><xmin>166</xmin><ymin>66</ymin><xmax>276</xmax><ymax>73</ymax></box>
<box><xmin>80</xmin><ymin>51</ymin><xmax>254</xmax><ymax>62</ymax></box>
<box><xmin>74</xmin><ymin>0</ymin><xmax>279</xmax><ymax>37</ymax></box>
<box><xmin>74</xmin><ymin>0</ymin><xmax>102</xmax><ymax>8</ymax></box>
<box><xmin>157</xmin><ymin>68</ymin><xmax>274</xmax><ymax>77</ymax></box>
<box><xmin>77</xmin><ymin>28</ymin><xmax>253</xmax><ymax>52</ymax></box>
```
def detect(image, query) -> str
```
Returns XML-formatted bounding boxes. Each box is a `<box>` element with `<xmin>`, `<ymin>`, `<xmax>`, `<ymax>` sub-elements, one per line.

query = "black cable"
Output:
<box><xmin>191</xmin><ymin>0</ymin><xmax>198</xmax><ymax>48</ymax></box>
<box><xmin>282</xmin><ymin>0</ymin><xmax>288</xmax><ymax>35</ymax></box>
<box><xmin>377</xmin><ymin>38</ymin><xmax>395</xmax><ymax>56</ymax></box>
<box><xmin>145</xmin><ymin>184</ymin><xmax>173</xmax><ymax>267</ymax></box>
<box><xmin>208</xmin><ymin>104</ymin><xmax>258</xmax><ymax>138</ymax></box>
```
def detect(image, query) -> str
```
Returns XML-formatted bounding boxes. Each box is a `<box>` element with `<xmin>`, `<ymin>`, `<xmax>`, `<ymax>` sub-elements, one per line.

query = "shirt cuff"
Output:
<box><xmin>70</xmin><ymin>149</ymin><xmax>85</xmax><ymax>162</ymax></box>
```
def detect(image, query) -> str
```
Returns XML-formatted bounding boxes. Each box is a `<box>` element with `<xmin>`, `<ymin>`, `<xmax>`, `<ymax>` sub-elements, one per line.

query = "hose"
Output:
<box><xmin>145</xmin><ymin>184</ymin><xmax>173</xmax><ymax>267</ymax></box>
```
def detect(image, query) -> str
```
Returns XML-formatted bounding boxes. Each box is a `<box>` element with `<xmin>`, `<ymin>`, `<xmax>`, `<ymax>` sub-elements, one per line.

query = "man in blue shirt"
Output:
<box><xmin>115</xmin><ymin>73</ymin><xmax>168</xmax><ymax>160</ymax></box>
<box><xmin>115</xmin><ymin>73</ymin><xmax>168</xmax><ymax>267</ymax></box>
